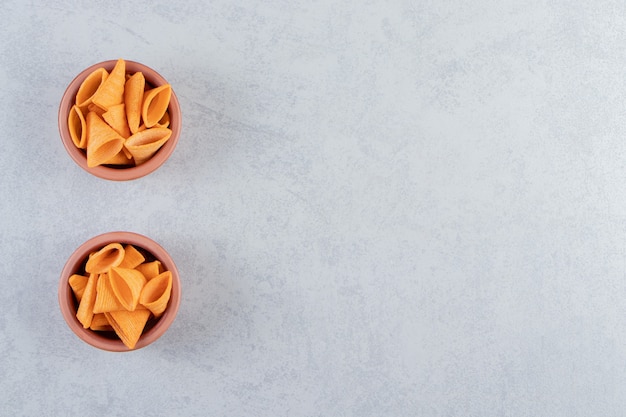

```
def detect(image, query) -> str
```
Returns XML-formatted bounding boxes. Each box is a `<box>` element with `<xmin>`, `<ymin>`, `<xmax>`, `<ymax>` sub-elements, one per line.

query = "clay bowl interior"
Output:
<box><xmin>58</xmin><ymin>59</ymin><xmax>181</xmax><ymax>181</ymax></box>
<box><xmin>58</xmin><ymin>231</ymin><xmax>181</xmax><ymax>352</ymax></box>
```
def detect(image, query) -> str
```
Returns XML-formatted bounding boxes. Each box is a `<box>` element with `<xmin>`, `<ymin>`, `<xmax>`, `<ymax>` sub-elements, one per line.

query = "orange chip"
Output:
<box><xmin>85</xmin><ymin>112</ymin><xmax>125</xmax><ymax>168</ymax></box>
<box><xmin>139</xmin><ymin>271</ymin><xmax>172</xmax><ymax>317</ymax></box>
<box><xmin>142</xmin><ymin>84</ymin><xmax>171</xmax><ymax>128</ymax></box>
<box><xmin>124</xmin><ymin>71</ymin><xmax>145</xmax><ymax>134</ymax></box>
<box><xmin>93</xmin><ymin>273</ymin><xmax>124</xmax><ymax>313</ymax></box>
<box><xmin>122</xmin><ymin>145</ymin><xmax>134</xmax><ymax>159</ymax></box>
<box><xmin>135</xmin><ymin>261</ymin><xmax>162</xmax><ymax>280</ymax></box>
<box><xmin>109</xmin><ymin>267</ymin><xmax>147</xmax><ymax>311</ymax></box>
<box><xmin>68</xmin><ymin>105</ymin><xmax>87</xmax><ymax>149</ymax></box>
<box><xmin>103</xmin><ymin>150</ymin><xmax>134</xmax><ymax>165</ymax></box>
<box><xmin>90</xmin><ymin>313</ymin><xmax>113</xmax><ymax>331</ymax></box>
<box><xmin>102</xmin><ymin>103</ymin><xmax>131</xmax><ymax>138</ymax></box>
<box><xmin>70</xmin><ymin>241</ymin><xmax>172</xmax><ymax>349</ymax></box>
<box><xmin>91</xmin><ymin>58</ymin><xmax>126</xmax><ymax>111</ymax></box>
<box><xmin>85</xmin><ymin>242</ymin><xmax>125</xmax><ymax>274</ymax></box>
<box><xmin>70</xmin><ymin>59</ymin><xmax>176</xmax><ymax>167</ymax></box>
<box><xmin>154</xmin><ymin>111</ymin><xmax>170</xmax><ymax>128</ymax></box>
<box><xmin>76</xmin><ymin>67</ymin><xmax>108</xmax><ymax>109</ymax></box>
<box><xmin>76</xmin><ymin>273</ymin><xmax>98</xmax><ymax>329</ymax></box>
<box><xmin>105</xmin><ymin>309</ymin><xmax>151</xmax><ymax>349</ymax></box>
<box><xmin>68</xmin><ymin>274</ymin><xmax>89</xmax><ymax>302</ymax></box>
<box><xmin>118</xmin><ymin>244</ymin><xmax>145</xmax><ymax>269</ymax></box>
<box><xmin>124</xmin><ymin>127</ymin><xmax>172</xmax><ymax>165</ymax></box>
<box><xmin>87</xmin><ymin>103</ymin><xmax>106</xmax><ymax>117</ymax></box>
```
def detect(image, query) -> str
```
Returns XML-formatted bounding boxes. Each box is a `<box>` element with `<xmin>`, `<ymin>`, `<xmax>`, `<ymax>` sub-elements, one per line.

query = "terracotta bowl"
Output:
<box><xmin>58</xmin><ymin>231</ymin><xmax>181</xmax><ymax>352</ymax></box>
<box><xmin>58</xmin><ymin>60</ymin><xmax>181</xmax><ymax>181</ymax></box>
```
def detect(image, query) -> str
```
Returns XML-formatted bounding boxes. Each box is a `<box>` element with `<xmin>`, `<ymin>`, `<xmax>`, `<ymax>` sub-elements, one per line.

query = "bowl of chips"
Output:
<box><xmin>58</xmin><ymin>59</ymin><xmax>181</xmax><ymax>181</ymax></box>
<box><xmin>58</xmin><ymin>231</ymin><xmax>181</xmax><ymax>351</ymax></box>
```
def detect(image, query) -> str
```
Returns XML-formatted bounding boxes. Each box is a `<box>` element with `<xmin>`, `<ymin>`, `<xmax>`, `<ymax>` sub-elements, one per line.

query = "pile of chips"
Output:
<box><xmin>69</xmin><ymin>243</ymin><xmax>173</xmax><ymax>349</ymax></box>
<box><xmin>67</xmin><ymin>58</ymin><xmax>173</xmax><ymax>168</ymax></box>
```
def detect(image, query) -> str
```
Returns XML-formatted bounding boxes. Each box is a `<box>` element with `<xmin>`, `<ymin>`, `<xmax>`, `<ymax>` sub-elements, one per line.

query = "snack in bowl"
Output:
<box><xmin>68</xmin><ymin>58</ymin><xmax>172</xmax><ymax>168</ymax></box>
<box><xmin>58</xmin><ymin>59</ymin><xmax>181</xmax><ymax>181</ymax></box>
<box><xmin>59</xmin><ymin>232</ymin><xmax>181</xmax><ymax>351</ymax></box>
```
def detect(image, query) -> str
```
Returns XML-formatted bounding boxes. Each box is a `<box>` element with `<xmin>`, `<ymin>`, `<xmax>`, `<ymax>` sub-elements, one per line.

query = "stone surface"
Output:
<box><xmin>1</xmin><ymin>1</ymin><xmax>626</xmax><ymax>415</ymax></box>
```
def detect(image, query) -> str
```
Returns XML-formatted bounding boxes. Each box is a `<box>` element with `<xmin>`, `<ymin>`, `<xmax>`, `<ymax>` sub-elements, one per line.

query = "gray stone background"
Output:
<box><xmin>1</xmin><ymin>1</ymin><xmax>625</xmax><ymax>415</ymax></box>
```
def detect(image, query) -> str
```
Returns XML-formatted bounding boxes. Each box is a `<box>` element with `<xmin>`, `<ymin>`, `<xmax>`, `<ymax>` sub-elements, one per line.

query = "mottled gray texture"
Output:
<box><xmin>1</xmin><ymin>0</ymin><xmax>625</xmax><ymax>415</ymax></box>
